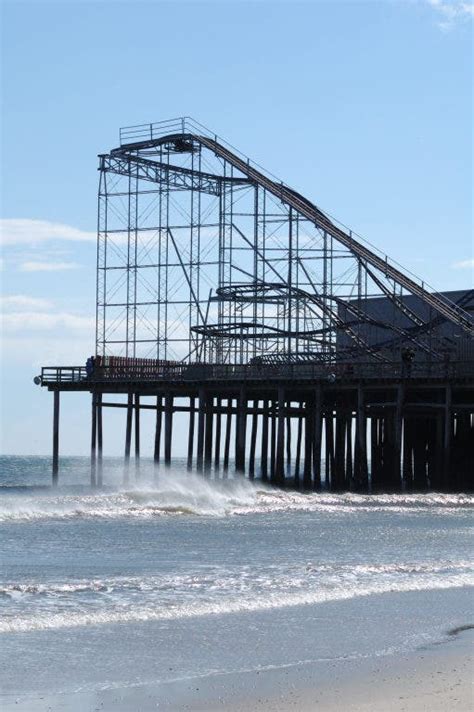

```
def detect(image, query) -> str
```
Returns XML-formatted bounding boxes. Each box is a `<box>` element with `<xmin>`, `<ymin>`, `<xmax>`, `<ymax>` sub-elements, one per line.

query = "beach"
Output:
<box><xmin>0</xmin><ymin>457</ymin><xmax>472</xmax><ymax>710</ymax></box>
<box><xmin>1</xmin><ymin>594</ymin><xmax>472</xmax><ymax>711</ymax></box>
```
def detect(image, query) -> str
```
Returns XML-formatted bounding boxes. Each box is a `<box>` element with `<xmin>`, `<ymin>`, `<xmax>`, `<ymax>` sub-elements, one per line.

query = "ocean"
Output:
<box><xmin>0</xmin><ymin>455</ymin><xmax>472</xmax><ymax>706</ymax></box>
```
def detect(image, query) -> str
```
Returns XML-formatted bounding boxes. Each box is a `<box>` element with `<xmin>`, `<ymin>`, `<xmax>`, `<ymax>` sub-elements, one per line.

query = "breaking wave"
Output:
<box><xmin>0</xmin><ymin>474</ymin><xmax>472</xmax><ymax>523</ymax></box>
<box><xmin>1</xmin><ymin>570</ymin><xmax>471</xmax><ymax>633</ymax></box>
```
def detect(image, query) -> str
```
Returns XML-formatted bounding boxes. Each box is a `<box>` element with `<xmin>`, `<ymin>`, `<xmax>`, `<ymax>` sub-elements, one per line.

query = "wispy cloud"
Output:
<box><xmin>426</xmin><ymin>0</ymin><xmax>473</xmax><ymax>31</ymax></box>
<box><xmin>1</xmin><ymin>311</ymin><xmax>94</xmax><ymax>332</ymax></box>
<box><xmin>18</xmin><ymin>261</ymin><xmax>81</xmax><ymax>272</ymax></box>
<box><xmin>452</xmin><ymin>258</ymin><xmax>474</xmax><ymax>269</ymax></box>
<box><xmin>1</xmin><ymin>295</ymin><xmax>53</xmax><ymax>311</ymax></box>
<box><xmin>0</xmin><ymin>219</ymin><xmax>95</xmax><ymax>246</ymax></box>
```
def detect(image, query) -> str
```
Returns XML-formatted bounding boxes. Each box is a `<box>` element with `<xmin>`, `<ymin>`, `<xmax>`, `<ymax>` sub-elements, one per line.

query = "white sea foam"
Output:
<box><xmin>0</xmin><ymin>471</ymin><xmax>472</xmax><ymax>522</ymax></box>
<box><xmin>1</xmin><ymin>572</ymin><xmax>471</xmax><ymax>633</ymax></box>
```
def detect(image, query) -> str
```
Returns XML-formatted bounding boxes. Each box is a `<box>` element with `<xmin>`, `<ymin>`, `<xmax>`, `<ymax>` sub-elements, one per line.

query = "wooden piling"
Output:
<box><xmin>334</xmin><ymin>412</ymin><xmax>346</xmax><ymax>491</ymax></box>
<box><xmin>124</xmin><ymin>392</ymin><xmax>133</xmax><ymax>485</ymax></box>
<box><xmin>354</xmin><ymin>386</ymin><xmax>368</xmax><ymax>491</ymax></box>
<box><xmin>97</xmin><ymin>392</ymin><xmax>103</xmax><ymax>487</ymax></box>
<box><xmin>214</xmin><ymin>397</ymin><xmax>222</xmax><ymax>472</ymax></box>
<box><xmin>204</xmin><ymin>393</ymin><xmax>213</xmax><ymax>474</ymax></box>
<box><xmin>91</xmin><ymin>392</ymin><xmax>97</xmax><ymax>488</ymax></box>
<box><xmin>270</xmin><ymin>400</ymin><xmax>277</xmax><ymax>483</ymax></box>
<box><xmin>312</xmin><ymin>386</ymin><xmax>322</xmax><ymax>490</ymax></box>
<box><xmin>303</xmin><ymin>401</ymin><xmax>313</xmax><ymax>490</ymax></box>
<box><xmin>260</xmin><ymin>399</ymin><xmax>269</xmax><ymax>481</ymax></box>
<box><xmin>402</xmin><ymin>416</ymin><xmax>414</xmax><ymax>490</ymax></box>
<box><xmin>249</xmin><ymin>399</ymin><xmax>258</xmax><ymax>479</ymax></box>
<box><xmin>154</xmin><ymin>395</ymin><xmax>162</xmax><ymax>464</ymax></box>
<box><xmin>223</xmin><ymin>397</ymin><xmax>232</xmax><ymax>475</ymax></box>
<box><xmin>164</xmin><ymin>392</ymin><xmax>173</xmax><ymax>467</ymax></box>
<box><xmin>235</xmin><ymin>387</ymin><xmax>247</xmax><ymax>474</ymax></box>
<box><xmin>52</xmin><ymin>390</ymin><xmax>60</xmax><ymax>486</ymax></box>
<box><xmin>276</xmin><ymin>387</ymin><xmax>285</xmax><ymax>485</ymax></box>
<box><xmin>443</xmin><ymin>384</ymin><xmax>452</xmax><ymax>489</ymax></box>
<box><xmin>286</xmin><ymin>409</ymin><xmax>292</xmax><ymax>476</ymax></box>
<box><xmin>196</xmin><ymin>388</ymin><xmax>206</xmax><ymax>472</ymax></box>
<box><xmin>134</xmin><ymin>393</ymin><xmax>141</xmax><ymax>478</ymax></box>
<box><xmin>187</xmin><ymin>396</ymin><xmax>195</xmax><ymax>471</ymax></box>
<box><xmin>325</xmin><ymin>412</ymin><xmax>335</xmax><ymax>489</ymax></box>
<box><xmin>294</xmin><ymin>401</ymin><xmax>303</xmax><ymax>488</ymax></box>
<box><xmin>393</xmin><ymin>385</ymin><xmax>404</xmax><ymax>489</ymax></box>
<box><xmin>345</xmin><ymin>412</ymin><xmax>353</xmax><ymax>490</ymax></box>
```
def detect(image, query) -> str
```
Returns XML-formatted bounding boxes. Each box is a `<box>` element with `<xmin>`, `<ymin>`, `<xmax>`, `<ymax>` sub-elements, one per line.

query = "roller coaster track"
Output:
<box><xmin>192</xmin><ymin>135</ymin><xmax>473</xmax><ymax>337</ymax></box>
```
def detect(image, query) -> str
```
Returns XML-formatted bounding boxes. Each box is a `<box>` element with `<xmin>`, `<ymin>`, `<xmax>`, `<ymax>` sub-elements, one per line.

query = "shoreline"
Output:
<box><xmin>2</xmin><ymin>615</ymin><xmax>472</xmax><ymax>711</ymax></box>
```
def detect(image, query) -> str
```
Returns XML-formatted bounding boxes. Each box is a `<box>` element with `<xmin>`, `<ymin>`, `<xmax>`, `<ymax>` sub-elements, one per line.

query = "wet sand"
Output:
<box><xmin>3</xmin><ymin>626</ymin><xmax>472</xmax><ymax>711</ymax></box>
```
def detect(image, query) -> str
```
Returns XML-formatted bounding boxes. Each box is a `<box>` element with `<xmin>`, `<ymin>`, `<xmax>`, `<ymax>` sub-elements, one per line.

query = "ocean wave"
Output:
<box><xmin>0</xmin><ymin>473</ymin><xmax>472</xmax><ymax>522</ymax></box>
<box><xmin>1</xmin><ymin>573</ymin><xmax>471</xmax><ymax>634</ymax></box>
<box><xmin>1</xmin><ymin>561</ymin><xmax>471</xmax><ymax>600</ymax></box>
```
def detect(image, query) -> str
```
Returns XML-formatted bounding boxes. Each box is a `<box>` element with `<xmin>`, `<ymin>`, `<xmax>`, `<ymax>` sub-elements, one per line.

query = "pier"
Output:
<box><xmin>38</xmin><ymin>118</ymin><xmax>474</xmax><ymax>491</ymax></box>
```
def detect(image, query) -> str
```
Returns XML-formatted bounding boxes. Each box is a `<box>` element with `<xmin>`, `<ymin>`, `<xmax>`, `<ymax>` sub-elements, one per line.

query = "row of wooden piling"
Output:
<box><xmin>72</xmin><ymin>383</ymin><xmax>473</xmax><ymax>491</ymax></box>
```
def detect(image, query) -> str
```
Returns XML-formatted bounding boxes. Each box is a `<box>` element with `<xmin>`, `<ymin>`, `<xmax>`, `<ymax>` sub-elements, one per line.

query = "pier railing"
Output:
<box><xmin>40</xmin><ymin>361</ymin><xmax>474</xmax><ymax>386</ymax></box>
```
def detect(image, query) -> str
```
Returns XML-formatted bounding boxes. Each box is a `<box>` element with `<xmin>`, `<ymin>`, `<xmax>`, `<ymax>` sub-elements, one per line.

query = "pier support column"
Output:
<box><xmin>294</xmin><ymin>401</ymin><xmax>303</xmax><ymax>488</ymax></box>
<box><xmin>393</xmin><ymin>385</ymin><xmax>404</xmax><ymax>491</ymax></box>
<box><xmin>223</xmin><ymin>397</ymin><xmax>232</xmax><ymax>476</ymax></box>
<box><xmin>354</xmin><ymin>386</ymin><xmax>368</xmax><ymax>492</ymax></box>
<box><xmin>196</xmin><ymin>388</ymin><xmax>206</xmax><ymax>473</ymax></box>
<box><xmin>249</xmin><ymin>399</ymin><xmax>258</xmax><ymax>480</ymax></box>
<box><xmin>124</xmin><ymin>392</ymin><xmax>133</xmax><ymax>485</ymax></box>
<box><xmin>345</xmin><ymin>412</ymin><xmax>353</xmax><ymax>490</ymax></box>
<box><xmin>154</xmin><ymin>395</ymin><xmax>162</xmax><ymax>465</ymax></box>
<box><xmin>134</xmin><ymin>393</ymin><xmax>141</xmax><ymax>478</ymax></box>
<box><xmin>270</xmin><ymin>400</ymin><xmax>277</xmax><ymax>483</ymax></box>
<box><xmin>204</xmin><ymin>394</ymin><xmax>213</xmax><ymax>474</ymax></box>
<box><xmin>333</xmin><ymin>411</ymin><xmax>346</xmax><ymax>491</ymax></box>
<box><xmin>97</xmin><ymin>392</ymin><xmax>103</xmax><ymax>488</ymax></box>
<box><xmin>91</xmin><ymin>392</ymin><xmax>97</xmax><ymax>488</ymax></box>
<box><xmin>276</xmin><ymin>387</ymin><xmax>285</xmax><ymax>485</ymax></box>
<box><xmin>286</xmin><ymin>407</ymin><xmax>292</xmax><ymax>477</ymax></box>
<box><xmin>303</xmin><ymin>401</ymin><xmax>313</xmax><ymax>490</ymax></box>
<box><xmin>235</xmin><ymin>387</ymin><xmax>247</xmax><ymax>475</ymax></box>
<box><xmin>260</xmin><ymin>399</ymin><xmax>269</xmax><ymax>482</ymax></box>
<box><xmin>443</xmin><ymin>384</ymin><xmax>452</xmax><ymax>489</ymax></box>
<box><xmin>52</xmin><ymin>390</ymin><xmax>60</xmax><ymax>486</ymax></box>
<box><xmin>413</xmin><ymin>417</ymin><xmax>429</xmax><ymax>489</ymax></box>
<box><xmin>325</xmin><ymin>412</ymin><xmax>335</xmax><ymax>490</ymax></box>
<box><xmin>214</xmin><ymin>397</ymin><xmax>222</xmax><ymax>473</ymax></box>
<box><xmin>402</xmin><ymin>416</ymin><xmax>414</xmax><ymax>490</ymax></box>
<box><xmin>187</xmin><ymin>397</ymin><xmax>195</xmax><ymax>471</ymax></box>
<box><xmin>164</xmin><ymin>392</ymin><xmax>173</xmax><ymax>467</ymax></box>
<box><xmin>312</xmin><ymin>386</ymin><xmax>322</xmax><ymax>490</ymax></box>
<box><xmin>370</xmin><ymin>416</ymin><xmax>382</xmax><ymax>491</ymax></box>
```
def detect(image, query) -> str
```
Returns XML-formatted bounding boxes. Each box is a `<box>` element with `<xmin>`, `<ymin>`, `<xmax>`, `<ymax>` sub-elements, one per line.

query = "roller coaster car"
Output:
<box><xmin>172</xmin><ymin>138</ymin><xmax>195</xmax><ymax>153</ymax></box>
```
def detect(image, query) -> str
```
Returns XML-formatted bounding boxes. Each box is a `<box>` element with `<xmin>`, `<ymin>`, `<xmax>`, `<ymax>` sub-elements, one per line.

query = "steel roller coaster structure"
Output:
<box><xmin>96</xmin><ymin>117</ymin><xmax>473</xmax><ymax>370</ymax></box>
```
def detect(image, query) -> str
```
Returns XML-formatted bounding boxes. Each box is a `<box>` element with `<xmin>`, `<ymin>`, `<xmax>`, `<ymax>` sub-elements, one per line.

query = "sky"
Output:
<box><xmin>1</xmin><ymin>0</ymin><xmax>472</xmax><ymax>457</ymax></box>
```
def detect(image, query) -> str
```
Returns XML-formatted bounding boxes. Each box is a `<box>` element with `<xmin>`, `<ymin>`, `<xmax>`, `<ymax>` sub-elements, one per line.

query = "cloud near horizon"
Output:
<box><xmin>19</xmin><ymin>261</ymin><xmax>81</xmax><ymax>272</ymax></box>
<box><xmin>0</xmin><ymin>219</ymin><xmax>95</xmax><ymax>246</ymax></box>
<box><xmin>1</xmin><ymin>311</ymin><xmax>94</xmax><ymax>332</ymax></box>
<box><xmin>1</xmin><ymin>295</ymin><xmax>54</xmax><ymax>311</ymax></box>
<box><xmin>1</xmin><ymin>294</ymin><xmax>94</xmax><ymax>333</ymax></box>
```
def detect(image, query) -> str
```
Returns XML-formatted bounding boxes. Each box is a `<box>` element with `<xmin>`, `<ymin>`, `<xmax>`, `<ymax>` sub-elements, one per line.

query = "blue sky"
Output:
<box><xmin>1</xmin><ymin>0</ymin><xmax>472</xmax><ymax>456</ymax></box>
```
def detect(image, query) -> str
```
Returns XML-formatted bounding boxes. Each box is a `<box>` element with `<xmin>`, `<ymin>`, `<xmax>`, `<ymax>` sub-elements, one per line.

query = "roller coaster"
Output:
<box><xmin>96</xmin><ymin>117</ymin><xmax>473</xmax><ymax>369</ymax></box>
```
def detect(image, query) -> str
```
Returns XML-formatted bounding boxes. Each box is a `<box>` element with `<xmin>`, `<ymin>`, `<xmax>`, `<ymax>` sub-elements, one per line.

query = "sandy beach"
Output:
<box><xmin>2</xmin><ymin>620</ymin><xmax>472</xmax><ymax>711</ymax></box>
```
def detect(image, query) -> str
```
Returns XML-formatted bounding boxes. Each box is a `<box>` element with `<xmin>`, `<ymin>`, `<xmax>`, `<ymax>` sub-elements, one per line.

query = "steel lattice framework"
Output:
<box><xmin>96</xmin><ymin>117</ymin><xmax>473</xmax><ymax>366</ymax></box>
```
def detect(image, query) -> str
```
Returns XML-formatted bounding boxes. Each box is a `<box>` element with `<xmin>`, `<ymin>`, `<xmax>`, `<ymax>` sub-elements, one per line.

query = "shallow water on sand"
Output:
<box><xmin>0</xmin><ymin>456</ymin><xmax>472</xmax><ymax>699</ymax></box>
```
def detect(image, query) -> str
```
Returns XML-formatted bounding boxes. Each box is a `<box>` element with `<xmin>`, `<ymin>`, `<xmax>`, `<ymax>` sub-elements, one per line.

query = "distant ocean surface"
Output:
<box><xmin>0</xmin><ymin>455</ymin><xmax>473</xmax><ymax>701</ymax></box>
